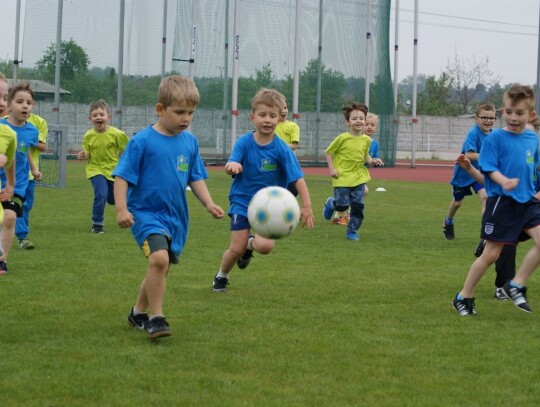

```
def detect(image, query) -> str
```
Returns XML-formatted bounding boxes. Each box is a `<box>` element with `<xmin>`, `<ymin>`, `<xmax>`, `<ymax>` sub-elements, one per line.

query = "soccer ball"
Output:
<box><xmin>247</xmin><ymin>186</ymin><xmax>301</xmax><ymax>239</ymax></box>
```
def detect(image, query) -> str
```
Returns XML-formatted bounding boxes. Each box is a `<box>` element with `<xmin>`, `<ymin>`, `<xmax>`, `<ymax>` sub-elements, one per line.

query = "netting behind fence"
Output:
<box><xmin>21</xmin><ymin>0</ymin><xmax>397</xmax><ymax>165</ymax></box>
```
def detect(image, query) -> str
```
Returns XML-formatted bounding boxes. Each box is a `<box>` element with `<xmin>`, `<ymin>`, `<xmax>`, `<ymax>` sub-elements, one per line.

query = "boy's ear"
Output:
<box><xmin>155</xmin><ymin>103</ymin><xmax>164</xmax><ymax>115</ymax></box>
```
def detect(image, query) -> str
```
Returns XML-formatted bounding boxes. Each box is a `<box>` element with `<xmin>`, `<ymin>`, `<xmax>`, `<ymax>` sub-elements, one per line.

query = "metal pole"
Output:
<box><xmin>292</xmin><ymin>0</ymin><xmax>301</xmax><ymax>122</ymax></box>
<box><xmin>53</xmin><ymin>0</ymin><xmax>63</xmax><ymax>125</ymax></box>
<box><xmin>117</xmin><ymin>0</ymin><xmax>125</xmax><ymax>129</ymax></box>
<box><xmin>393</xmin><ymin>0</ymin><xmax>400</xmax><ymax>108</ymax></box>
<box><xmin>222</xmin><ymin>0</ymin><xmax>230</xmax><ymax>157</ymax></box>
<box><xmin>536</xmin><ymin>2</ymin><xmax>540</xmax><ymax>111</ymax></box>
<box><xmin>411</xmin><ymin>0</ymin><xmax>418</xmax><ymax>168</ymax></box>
<box><xmin>364</xmin><ymin>0</ymin><xmax>372</xmax><ymax>106</ymax></box>
<box><xmin>13</xmin><ymin>0</ymin><xmax>22</xmax><ymax>82</ymax></box>
<box><xmin>161</xmin><ymin>0</ymin><xmax>168</xmax><ymax>79</ymax></box>
<box><xmin>189</xmin><ymin>0</ymin><xmax>197</xmax><ymax>79</ymax></box>
<box><xmin>315</xmin><ymin>0</ymin><xmax>323</xmax><ymax>163</ymax></box>
<box><xmin>230</xmin><ymin>0</ymin><xmax>240</xmax><ymax>149</ymax></box>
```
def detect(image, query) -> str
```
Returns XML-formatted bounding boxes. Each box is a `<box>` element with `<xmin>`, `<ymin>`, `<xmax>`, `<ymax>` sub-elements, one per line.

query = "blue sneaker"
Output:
<box><xmin>323</xmin><ymin>197</ymin><xmax>334</xmax><ymax>220</ymax></box>
<box><xmin>346</xmin><ymin>232</ymin><xmax>359</xmax><ymax>241</ymax></box>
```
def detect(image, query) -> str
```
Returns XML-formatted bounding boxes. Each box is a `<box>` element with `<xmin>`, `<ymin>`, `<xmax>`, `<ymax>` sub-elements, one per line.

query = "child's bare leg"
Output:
<box><xmin>134</xmin><ymin>277</ymin><xmax>149</xmax><ymax>312</ymax></box>
<box><xmin>219</xmin><ymin>229</ymin><xmax>249</xmax><ymax>274</ymax></box>
<box><xmin>252</xmin><ymin>235</ymin><xmax>274</xmax><ymax>255</ymax></box>
<box><xmin>460</xmin><ymin>241</ymin><xmax>502</xmax><ymax>298</ymax></box>
<box><xmin>512</xmin><ymin>227</ymin><xmax>540</xmax><ymax>286</ymax></box>
<box><xmin>0</xmin><ymin>210</ymin><xmax>17</xmax><ymax>261</ymax></box>
<box><xmin>144</xmin><ymin>249</ymin><xmax>169</xmax><ymax>316</ymax></box>
<box><xmin>446</xmin><ymin>199</ymin><xmax>462</xmax><ymax>219</ymax></box>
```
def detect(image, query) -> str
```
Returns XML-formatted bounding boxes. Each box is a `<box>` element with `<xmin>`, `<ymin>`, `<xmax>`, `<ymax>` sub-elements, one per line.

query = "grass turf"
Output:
<box><xmin>2</xmin><ymin>161</ymin><xmax>540</xmax><ymax>406</ymax></box>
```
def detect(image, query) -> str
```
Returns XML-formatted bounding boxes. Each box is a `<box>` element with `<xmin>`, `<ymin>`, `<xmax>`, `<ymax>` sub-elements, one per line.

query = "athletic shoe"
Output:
<box><xmin>127</xmin><ymin>307</ymin><xmax>149</xmax><ymax>330</ymax></box>
<box><xmin>443</xmin><ymin>220</ymin><xmax>455</xmax><ymax>240</ymax></box>
<box><xmin>494</xmin><ymin>287</ymin><xmax>508</xmax><ymax>301</ymax></box>
<box><xmin>332</xmin><ymin>217</ymin><xmax>347</xmax><ymax>226</ymax></box>
<box><xmin>502</xmin><ymin>282</ymin><xmax>531</xmax><ymax>313</ymax></box>
<box><xmin>452</xmin><ymin>295</ymin><xmax>476</xmax><ymax>316</ymax></box>
<box><xmin>18</xmin><ymin>238</ymin><xmax>35</xmax><ymax>250</ymax></box>
<box><xmin>474</xmin><ymin>239</ymin><xmax>486</xmax><ymax>257</ymax></box>
<box><xmin>147</xmin><ymin>316</ymin><xmax>171</xmax><ymax>339</ymax></box>
<box><xmin>346</xmin><ymin>232</ymin><xmax>359</xmax><ymax>241</ymax></box>
<box><xmin>0</xmin><ymin>260</ymin><xmax>8</xmax><ymax>275</ymax></box>
<box><xmin>213</xmin><ymin>274</ymin><xmax>229</xmax><ymax>293</ymax></box>
<box><xmin>91</xmin><ymin>225</ymin><xmax>104</xmax><ymax>234</ymax></box>
<box><xmin>237</xmin><ymin>234</ymin><xmax>254</xmax><ymax>269</ymax></box>
<box><xmin>323</xmin><ymin>197</ymin><xmax>334</xmax><ymax>220</ymax></box>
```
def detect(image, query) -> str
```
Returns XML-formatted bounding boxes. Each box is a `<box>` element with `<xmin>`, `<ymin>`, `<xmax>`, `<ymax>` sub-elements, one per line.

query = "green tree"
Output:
<box><xmin>299</xmin><ymin>59</ymin><xmax>346</xmax><ymax>112</ymax></box>
<box><xmin>35</xmin><ymin>38</ymin><xmax>90</xmax><ymax>82</ymax></box>
<box><xmin>417</xmin><ymin>73</ymin><xmax>459</xmax><ymax>116</ymax></box>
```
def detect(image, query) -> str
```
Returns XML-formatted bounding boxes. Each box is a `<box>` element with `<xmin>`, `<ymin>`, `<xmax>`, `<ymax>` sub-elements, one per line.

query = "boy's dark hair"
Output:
<box><xmin>475</xmin><ymin>101</ymin><xmax>496</xmax><ymax>115</ymax></box>
<box><xmin>89</xmin><ymin>99</ymin><xmax>111</xmax><ymax>115</ymax></box>
<box><xmin>251</xmin><ymin>88</ymin><xmax>284</xmax><ymax>112</ymax></box>
<box><xmin>504</xmin><ymin>84</ymin><xmax>535</xmax><ymax>111</ymax></box>
<box><xmin>8</xmin><ymin>81</ymin><xmax>34</xmax><ymax>103</ymax></box>
<box><xmin>342</xmin><ymin>102</ymin><xmax>368</xmax><ymax>121</ymax></box>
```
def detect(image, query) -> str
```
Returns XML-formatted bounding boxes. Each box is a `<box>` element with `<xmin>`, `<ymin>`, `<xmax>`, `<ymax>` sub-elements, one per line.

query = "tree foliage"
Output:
<box><xmin>35</xmin><ymin>38</ymin><xmax>90</xmax><ymax>82</ymax></box>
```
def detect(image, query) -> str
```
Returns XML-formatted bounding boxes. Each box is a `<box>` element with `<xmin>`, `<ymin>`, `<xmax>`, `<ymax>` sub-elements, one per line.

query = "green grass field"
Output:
<box><xmin>2</xmin><ymin>161</ymin><xmax>540</xmax><ymax>406</ymax></box>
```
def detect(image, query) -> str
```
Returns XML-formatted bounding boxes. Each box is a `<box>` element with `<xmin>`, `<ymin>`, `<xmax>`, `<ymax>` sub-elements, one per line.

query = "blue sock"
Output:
<box><xmin>509</xmin><ymin>280</ymin><xmax>524</xmax><ymax>289</ymax></box>
<box><xmin>456</xmin><ymin>292</ymin><xmax>464</xmax><ymax>300</ymax></box>
<box><xmin>445</xmin><ymin>217</ymin><xmax>454</xmax><ymax>225</ymax></box>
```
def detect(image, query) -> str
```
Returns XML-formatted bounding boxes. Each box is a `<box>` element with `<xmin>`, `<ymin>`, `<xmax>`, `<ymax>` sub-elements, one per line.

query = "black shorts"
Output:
<box><xmin>141</xmin><ymin>234</ymin><xmax>179</xmax><ymax>265</ymax></box>
<box><xmin>1</xmin><ymin>194</ymin><xmax>25</xmax><ymax>218</ymax></box>
<box><xmin>481</xmin><ymin>195</ymin><xmax>540</xmax><ymax>244</ymax></box>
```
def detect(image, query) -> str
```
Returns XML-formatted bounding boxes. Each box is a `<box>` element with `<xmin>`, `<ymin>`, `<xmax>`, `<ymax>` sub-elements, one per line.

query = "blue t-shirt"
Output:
<box><xmin>369</xmin><ymin>138</ymin><xmax>379</xmax><ymax>159</ymax></box>
<box><xmin>227</xmin><ymin>131</ymin><xmax>304</xmax><ymax>217</ymax></box>
<box><xmin>450</xmin><ymin>124</ymin><xmax>489</xmax><ymax>187</ymax></box>
<box><xmin>112</xmin><ymin>125</ymin><xmax>208</xmax><ymax>255</ymax></box>
<box><xmin>479</xmin><ymin>128</ymin><xmax>540</xmax><ymax>203</ymax></box>
<box><xmin>0</xmin><ymin>119</ymin><xmax>39</xmax><ymax>197</ymax></box>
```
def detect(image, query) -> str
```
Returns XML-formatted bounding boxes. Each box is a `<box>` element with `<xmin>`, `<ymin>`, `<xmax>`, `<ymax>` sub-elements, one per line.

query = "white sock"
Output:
<box><xmin>133</xmin><ymin>307</ymin><xmax>147</xmax><ymax>315</ymax></box>
<box><xmin>150</xmin><ymin>314</ymin><xmax>164</xmax><ymax>321</ymax></box>
<box><xmin>217</xmin><ymin>270</ymin><xmax>229</xmax><ymax>279</ymax></box>
<box><xmin>247</xmin><ymin>235</ymin><xmax>254</xmax><ymax>251</ymax></box>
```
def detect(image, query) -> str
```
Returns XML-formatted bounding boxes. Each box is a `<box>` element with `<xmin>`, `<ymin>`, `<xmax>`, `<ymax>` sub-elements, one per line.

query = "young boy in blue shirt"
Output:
<box><xmin>443</xmin><ymin>102</ymin><xmax>496</xmax><ymax>241</ymax></box>
<box><xmin>212</xmin><ymin>88</ymin><xmax>314</xmax><ymax>293</ymax></box>
<box><xmin>452</xmin><ymin>84</ymin><xmax>540</xmax><ymax>316</ymax></box>
<box><xmin>113</xmin><ymin>76</ymin><xmax>225</xmax><ymax>338</ymax></box>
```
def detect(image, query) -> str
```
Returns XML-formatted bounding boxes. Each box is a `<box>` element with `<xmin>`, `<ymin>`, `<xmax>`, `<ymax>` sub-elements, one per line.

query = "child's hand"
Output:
<box><xmin>77</xmin><ymin>150</ymin><xmax>86</xmax><ymax>160</ymax></box>
<box><xmin>300</xmin><ymin>206</ymin><xmax>314</xmax><ymax>229</ymax></box>
<box><xmin>225</xmin><ymin>162</ymin><xmax>243</xmax><ymax>175</ymax></box>
<box><xmin>0</xmin><ymin>185</ymin><xmax>13</xmax><ymax>202</ymax></box>
<box><xmin>32</xmin><ymin>170</ymin><xmax>43</xmax><ymax>181</ymax></box>
<box><xmin>116</xmin><ymin>208</ymin><xmax>134</xmax><ymax>228</ymax></box>
<box><xmin>502</xmin><ymin>178</ymin><xmax>519</xmax><ymax>191</ymax></box>
<box><xmin>372</xmin><ymin>158</ymin><xmax>384</xmax><ymax>167</ymax></box>
<box><xmin>207</xmin><ymin>203</ymin><xmax>225</xmax><ymax>219</ymax></box>
<box><xmin>455</xmin><ymin>154</ymin><xmax>471</xmax><ymax>169</ymax></box>
<box><xmin>329</xmin><ymin>168</ymin><xmax>339</xmax><ymax>178</ymax></box>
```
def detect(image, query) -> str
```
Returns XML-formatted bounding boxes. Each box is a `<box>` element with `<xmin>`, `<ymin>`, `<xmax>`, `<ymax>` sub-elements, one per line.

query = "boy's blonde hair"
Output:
<box><xmin>157</xmin><ymin>75</ymin><xmax>199</xmax><ymax>108</ymax></box>
<box><xmin>251</xmin><ymin>88</ymin><xmax>284</xmax><ymax>113</ymax></box>
<box><xmin>8</xmin><ymin>81</ymin><xmax>34</xmax><ymax>103</ymax></box>
<box><xmin>89</xmin><ymin>99</ymin><xmax>110</xmax><ymax>115</ymax></box>
<box><xmin>366</xmin><ymin>112</ymin><xmax>378</xmax><ymax>122</ymax></box>
<box><xmin>341</xmin><ymin>102</ymin><xmax>368</xmax><ymax>121</ymax></box>
<box><xmin>504</xmin><ymin>84</ymin><xmax>535</xmax><ymax>111</ymax></box>
<box><xmin>0</xmin><ymin>72</ymin><xmax>7</xmax><ymax>83</ymax></box>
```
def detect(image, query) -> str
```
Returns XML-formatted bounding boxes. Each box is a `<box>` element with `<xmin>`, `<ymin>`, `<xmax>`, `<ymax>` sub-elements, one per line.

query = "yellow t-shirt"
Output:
<box><xmin>275</xmin><ymin>120</ymin><xmax>300</xmax><ymax>146</ymax></box>
<box><xmin>326</xmin><ymin>131</ymin><xmax>372</xmax><ymax>187</ymax></box>
<box><xmin>27</xmin><ymin>113</ymin><xmax>48</xmax><ymax>180</ymax></box>
<box><xmin>82</xmin><ymin>126</ymin><xmax>129</xmax><ymax>180</ymax></box>
<box><xmin>0</xmin><ymin>124</ymin><xmax>17</xmax><ymax>223</ymax></box>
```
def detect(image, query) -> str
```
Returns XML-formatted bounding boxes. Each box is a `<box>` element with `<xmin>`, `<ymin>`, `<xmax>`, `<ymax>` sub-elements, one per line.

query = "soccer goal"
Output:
<box><xmin>37</xmin><ymin>125</ymin><xmax>68</xmax><ymax>188</ymax></box>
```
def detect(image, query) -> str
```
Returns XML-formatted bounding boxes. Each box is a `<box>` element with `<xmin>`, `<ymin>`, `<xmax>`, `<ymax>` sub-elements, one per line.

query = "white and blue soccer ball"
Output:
<box><xmin>247</xmin><ymin>186</ymin><xmax>300</xmax><ymax>239</ymax></box>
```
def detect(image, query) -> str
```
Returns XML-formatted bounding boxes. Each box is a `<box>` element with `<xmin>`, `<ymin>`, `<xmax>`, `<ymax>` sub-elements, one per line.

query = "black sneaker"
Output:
<box><xmin>147</xmin><ymin>316</ymin><xmax>171</xmax><ymax>338</ymax></box>
<box><xmin>494</xmin><ymin>287</ymin><xmax>508</xmax><ymax>301</ymax></box>
<box><xmin>0</xmin><ymin>260</ymin><xmax>7</xmax><ymax>275</ymax></box>
<box><xmin>502</xmin><ymin>282</ymin><xmax>531</xmax><ymax>313</ymax></box>
<box><xmin>443</xmin><ymin>221</ymin><xmax>455</xmax><ymax>240</ymax></box>
<box><xmin>452</xmin><ymin>295</ymin><xmax>476</xmax><ymax>316</ymax></box>
<box><xmin>91</xmin><ymin>224</ymin><xmax>104</xmax><ymax>234</ymax></box>
<box><xmin>127</xmin><ymin>307</ymin><xmax>149</xmax><ymax>330</ymax></box>
<box><xmin>237</xmin><ymin>234</ymin><xmax>254</xmax><ymax>269</ymax></box>
<box><xmin>213</xmin><ymin>274</ymin><xmax>229</xmax><ymax>292</ymax></box>
<box><xmin>474</xmin><ymin>239</ymin><xmax>486</xmax><ymax>257</ymax></box>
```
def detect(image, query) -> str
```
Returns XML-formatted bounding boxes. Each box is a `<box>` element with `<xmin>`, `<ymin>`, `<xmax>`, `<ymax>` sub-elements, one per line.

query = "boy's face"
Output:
<box><xmin>0</xmin><ymin>81</ymin><xmax>8</xmax><ymax>117</ymax></box>
<box><xmin>250</xmin><ymin>103</ymin><xmax>280</xmax><ymax>137</ymax></box>
<box><xmin>501</xmin><ymin>99</ymin><xmax>535</xmax><ymax>134</ymax></box>
<box><xmin>156</xmin><ymin>101</ymin><xmax>195</xmax><ymax>136</ymax></box>
<box><xmin>475</xmin><ymin>108</ymin><xmax>496</xmax><ymax>133</ymax></box>
<box><xmin>89</xmin><ymin>107</ymin><xmax>111</xmax><ymax>132</ymax></box>
<box><xmin>279</xmin><ymin>104</ymin><xmax>289</xmax><ymax>122</ymax></box>
<box><xmin>346</xmin><ymin>109</ymin><xmax>365</xmax><ymax>134</ymax></box>
<box><xmin>364</xmin><ymin>117</ymin><xmax>378</xmax><ymax>136</ymax></box>
<box><xmin>8</xmin><ymin>90</ymin><xmax>34</xmax><ymax>124</ymax></box>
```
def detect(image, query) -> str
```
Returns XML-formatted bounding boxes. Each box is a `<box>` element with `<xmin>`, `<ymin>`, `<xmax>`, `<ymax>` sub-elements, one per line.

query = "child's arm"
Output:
<box><xmin>189</xmin><ymin>180</ymin><xmax>225</xmax><ymax>219</ymax></box>
<box><xmin>0</xmin><ymin>155</ymin><xmax>15</xmax><ymax>202</ymax></box>
<box><xmin>293</xmin><ymin>178</ymin><xmax>314</xmax><ymax>229</ymax></box>
<box><xmin>28</xmin><ymin>151</ymin><xmax>43</xmax><ymax>181</ymax></box>
<box><xmin>326</xmin><ymin>153</ymin><xmax>339</xmax><ymax>178</ymax></box>
<box><xmin>77</xmin><ymin>150</ymin><xmax>89</xmax><ymax>160</ymax></box>
<box><xmin>455</xmin><ymin>154</ymin><xmax>484</xmax><ymax>184</ymax></box>
<box><xmin>35</xmin><ymin>141</ymin><xmax>47</xmax><ymax>152</ymax></box>
<box><xmin>113</xmin><ymin>176</ymin><xmax>135</xmax><ymax>228</ymax></box>
<box><xmin>224</xmin><ymin>161</ymin><xmax>243</xmax><ymax>175</ymax></box>
<box><xmin>464</xmin><ymin>151</ymin><xmax>479</xmax><ymax>162</ymax></box>
<box><xmin>365</xmin><ymin>153</ymin><xmax>384</xmax><ymax>167</ymax></box>
<box><xmin>487</xmin><ymin>171</ymin><xmax>519</xmax><ymax>191</ymax></box>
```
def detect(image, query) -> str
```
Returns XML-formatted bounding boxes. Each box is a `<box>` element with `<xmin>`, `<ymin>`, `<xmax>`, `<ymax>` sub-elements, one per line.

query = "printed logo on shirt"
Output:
<box><xmin>18</xmin><ymin>140</ymin><xmax>30</xmax><ymax>153</ymax></box>
<box><xmin>177</xmin><ymin>155</ymin><xmax>189</xmax><ymax>172</ymax></box>
<box><xmin>260</xmin><ymin>159</ymin><xmax>277</xmax><ymax>172</ymax></box>
<box><xmin>527</xmin><ymin>149</ymin><xmax>534</xmax><ymax>165</ymax></box>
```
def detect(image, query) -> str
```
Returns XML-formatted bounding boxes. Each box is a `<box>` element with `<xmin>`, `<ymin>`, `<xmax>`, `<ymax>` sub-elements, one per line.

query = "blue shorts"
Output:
<box><xmin>229</xmin><ymin>213</ymin><xmax>250</xmax><ymax>231</ymax></box>
<box><xmin>452</xmin><ymin>182</ymin><xmax>484</xmax><ymax>201</ymax></box>
<box><xmin>481</xmin><ymin>196</ymin><xmax>540</xmax><ymax>244</ymax></box>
